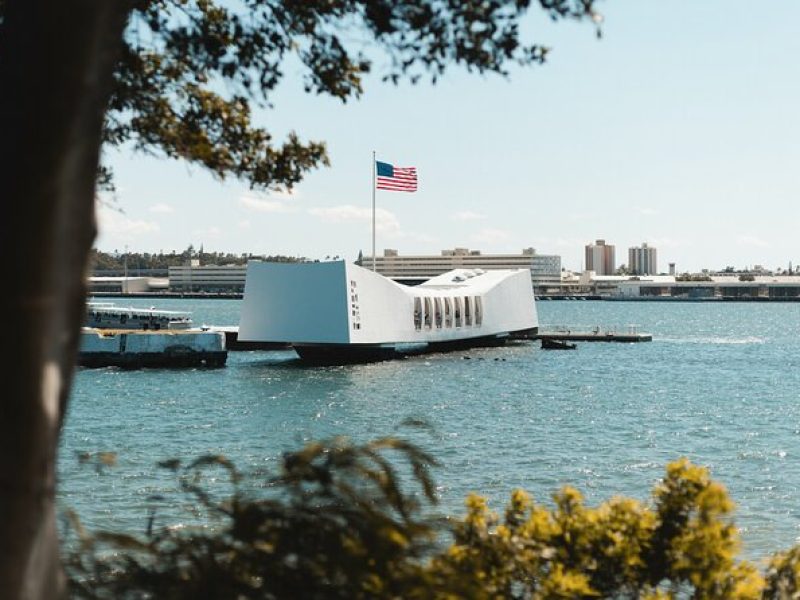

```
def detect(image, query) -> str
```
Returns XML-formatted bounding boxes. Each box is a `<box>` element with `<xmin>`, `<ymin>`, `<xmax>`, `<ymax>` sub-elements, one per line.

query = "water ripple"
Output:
<box><xmin>59</xmin><ymin>298</ymin><xmax>800</xmax><ymax>560</ymax></box>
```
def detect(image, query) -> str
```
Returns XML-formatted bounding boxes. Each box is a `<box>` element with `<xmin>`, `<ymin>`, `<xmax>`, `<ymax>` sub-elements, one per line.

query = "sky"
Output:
<box><xmin>97</xmin><ymin>1</ymin><xmax>800</xmax><ymax>273</ymax></box>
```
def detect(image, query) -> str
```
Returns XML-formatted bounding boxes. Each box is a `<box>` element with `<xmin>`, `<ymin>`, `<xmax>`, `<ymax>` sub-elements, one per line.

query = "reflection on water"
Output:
<box><xmin>61</xmin><ymin>299</ymin><xmax>800</xmax><ymax>560</ymax></box>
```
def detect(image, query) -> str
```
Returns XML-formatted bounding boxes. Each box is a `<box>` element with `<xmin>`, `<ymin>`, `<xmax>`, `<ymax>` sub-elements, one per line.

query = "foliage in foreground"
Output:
<box><xmin>65</xmin><ymin>438</ymin><xmax>800</xmax><ymax>599</ymax></box>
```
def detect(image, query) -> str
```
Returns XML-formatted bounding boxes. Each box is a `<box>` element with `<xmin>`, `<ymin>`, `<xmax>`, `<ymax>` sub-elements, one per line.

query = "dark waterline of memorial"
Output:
<box><xmin>60</xmin><ymin>297</ymin><xmax>800</xmax><ymax>560</ymax></box>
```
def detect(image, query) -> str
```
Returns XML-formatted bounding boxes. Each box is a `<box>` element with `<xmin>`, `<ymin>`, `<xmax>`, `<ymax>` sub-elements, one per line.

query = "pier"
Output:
<box><xmin>536</xmin><ymin>324</ymin><xmax>652</xmax><ymax>343</ymax></box>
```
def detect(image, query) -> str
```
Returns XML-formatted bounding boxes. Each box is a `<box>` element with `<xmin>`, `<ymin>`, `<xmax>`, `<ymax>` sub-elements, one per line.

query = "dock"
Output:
<box><xmin>536</xmin><ymin>325</ymin><xmax>652</xmax><ymax>343</ymax></box>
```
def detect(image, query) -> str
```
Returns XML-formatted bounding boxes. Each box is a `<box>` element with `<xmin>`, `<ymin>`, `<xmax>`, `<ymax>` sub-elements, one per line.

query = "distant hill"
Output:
<box><xmin>90</xmin><ymin>247</ymin><xmax>306</xmax><ymax>274</ymax></box>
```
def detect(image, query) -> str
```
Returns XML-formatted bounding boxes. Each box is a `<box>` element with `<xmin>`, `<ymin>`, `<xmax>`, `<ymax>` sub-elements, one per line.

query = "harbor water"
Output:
<box><xmin>60</xmin><ymin>297</ymin><xmax>800</xmax><ymax>561</ymax></box>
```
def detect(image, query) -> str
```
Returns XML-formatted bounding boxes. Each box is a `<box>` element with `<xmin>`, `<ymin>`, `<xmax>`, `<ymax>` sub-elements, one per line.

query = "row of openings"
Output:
<box><xmin>413</xmin><ymin>296</ymin><xmax>483</xmax><ymax>331</ymax></box>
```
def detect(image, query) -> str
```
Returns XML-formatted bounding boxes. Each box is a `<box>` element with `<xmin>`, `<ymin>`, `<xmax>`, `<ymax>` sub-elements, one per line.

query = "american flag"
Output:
<box><xmin>376</xmin><ymin>160</ymin><xmax>418</xmax><ymax>192</ymax></box>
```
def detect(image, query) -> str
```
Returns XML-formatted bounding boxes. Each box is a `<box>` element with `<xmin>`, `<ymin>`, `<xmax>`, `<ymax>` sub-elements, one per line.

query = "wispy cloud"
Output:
<box><xmin>97</xmin><ymin>205</ymin><xmax>159</xmax><ymax>236</ymax></box>
<box><xmin>239</xmin><ymin>193</ymin><xmax>296</xmax><ymax>213</ymax></box>
<box><xmin>635</xmin><ymin>206</ymin><xmax>659</xmax><ymax>216</ymax></box>
<box><xmin>737</xmin><ymin>234</ymin><xmax>769</xmax><ymax>248</ymax></box>
<box><xmin>650</xmin><ymin>237</ymin><xmax>692</xmax><ymax>248</ymax></box>
<box><xmin>553</xmin><ymin>237</ymin><xmax>587</xmax><ymax>249</ymax></box>
<box><xmin>471</xmin><ymin>228</ymin><xmax>513</xmax><ymax>246</ymax></box>
<box><xmin>238</xmin><ymin>220</ymin><xmax>252</xmax><ymax>230</ymax></box>
<box><xmin>149</xmin><ymin>203</ymin><xmax>174</xmax><ymax>214</ymax></box>
<box><xmin>453</xmin><ymin>210</ymin><xmax>486</xmax><ymax>221</ymax></box>
<box><xmin>192</xmin><ymin>226</ymin><xmax>222</xmax><ymax>239</ymax></box>
<box><xmin>308</xmin><ymin>204</ymin><xmax>400</xmax><ymax>234</ymax></box>
<box><xmin>392</xmin><ymin>231</ymin><xmax>438</xmax><ymax>244</ymax></box>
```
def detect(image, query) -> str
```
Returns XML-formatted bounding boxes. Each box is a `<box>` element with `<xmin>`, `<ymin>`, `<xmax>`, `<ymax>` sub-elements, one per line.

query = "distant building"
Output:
<box><xmin>585</xmin><ymin>239</ymin><xmax>616</xmax><ymax>275</ymax></box>
<box><xmin>168</xmin><ymin>264</ymin><xmax>248</xmax><ymax>292</ymax></box>
<box><xmin>361</xmin><ymin>247</ymin><xmax>562</xmax><ymax>292</ymax></box>
<box><xmin>615</xmin><ymin>275</ymin><xmax>800</xmax><ymax>300</ymax></box>
<box><xmin>88</xmin><ymin>276</ymin><xmax>154</xmax><ymax>294</ymax></box>
<box><xmin>628</xmin><ymin>243</ymin><xmax>658</xmax><ymax>275</ymax></box>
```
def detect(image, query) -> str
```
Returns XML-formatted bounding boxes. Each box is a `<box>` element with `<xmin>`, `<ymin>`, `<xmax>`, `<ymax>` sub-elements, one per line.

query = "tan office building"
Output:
<box><xmin>361</xmin><ymin>247</ymin><xmax>562</xmax><ymax>292</ymax></box>
<box><xmin>585</xmin><ymin>239</ymin><xmax>616</xmax><ymax>275</ymax></box>
<box><xmin>628</xmin><ymin>243</ymin><xmax>658</xmax><ymax>275</ymax></box>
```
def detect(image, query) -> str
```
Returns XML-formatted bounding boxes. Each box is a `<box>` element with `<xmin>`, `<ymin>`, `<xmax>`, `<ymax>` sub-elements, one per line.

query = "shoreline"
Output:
<box><xmin>90</xmin><ymin>292</ymin><xmax>800</xmax><ymax>303</ymax></box>
<box><xmin>539</xmin><ymin>296</ymin><xmax>800</xmax><ymax>302</ymax></box>
<box><xmin>91</xmin><ymin>292</ymin><xmax>244</xmax><ymax>299</ymax></box>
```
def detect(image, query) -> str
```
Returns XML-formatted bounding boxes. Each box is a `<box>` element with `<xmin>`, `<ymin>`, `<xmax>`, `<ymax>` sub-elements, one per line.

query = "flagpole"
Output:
<box><xmin>371</xmin><ymin>150</ymin><xmax>376</xmax><ymax>271</ymax></box>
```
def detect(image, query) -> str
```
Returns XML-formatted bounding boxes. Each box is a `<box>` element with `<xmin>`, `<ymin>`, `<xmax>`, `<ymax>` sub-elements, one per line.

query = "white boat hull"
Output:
<box><xmin>79</xmin><ymin>329</ymin><xmax>227</xmax><ymax>368</ymax></box>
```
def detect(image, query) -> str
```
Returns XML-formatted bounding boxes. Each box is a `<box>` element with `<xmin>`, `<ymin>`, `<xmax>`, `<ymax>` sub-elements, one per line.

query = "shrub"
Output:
<box><xmin>64</xmin><ymin>439</ymin><xmax>795</xmax><ymax>599</ymax></box>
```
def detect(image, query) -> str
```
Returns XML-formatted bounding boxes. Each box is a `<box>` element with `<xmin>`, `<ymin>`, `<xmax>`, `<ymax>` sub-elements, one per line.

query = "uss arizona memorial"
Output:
<box><xmin>237</xmin><ymin>260</ymin><xmax>539</xmax><ymax>362</ymax></box>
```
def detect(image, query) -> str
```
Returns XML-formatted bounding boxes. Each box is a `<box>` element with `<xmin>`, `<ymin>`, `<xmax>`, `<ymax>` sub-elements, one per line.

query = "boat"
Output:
<box><xmin>85</xmin><ymin>301</ymin><xmax>194</xmax><ymax>330</ymax></box>
<box><xmin>237</xmin><ymin>260</ymin><xmax>538</xmax><ymax>364</ymax></box>
<box><xmin>78</xmin><ymin>328</ymin><xmax>227</xmax><ymax>368</ymax></box>
<box><xmin>80</xmin><ymin>302</ymin><xmax>227</xmax><ymax>368</ymax></box>
<box><xmin>540</xmin><ymin>338</ymin><xmax>577</xmax><ymax>350</ymax></box>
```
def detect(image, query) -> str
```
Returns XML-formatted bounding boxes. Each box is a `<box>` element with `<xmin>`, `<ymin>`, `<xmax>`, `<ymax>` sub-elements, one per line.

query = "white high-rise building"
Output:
<box><xmin>629</xmin><ymin>243</ymin><xmax>658</xmax><ymax>275</ymax></box>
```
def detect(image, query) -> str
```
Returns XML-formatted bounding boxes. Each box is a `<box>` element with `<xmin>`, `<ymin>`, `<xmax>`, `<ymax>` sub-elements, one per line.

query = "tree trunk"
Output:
<box><xmin>0</xmin><ymin>2</ymin><xmax>130</xmax><ymax>598</ymax></box>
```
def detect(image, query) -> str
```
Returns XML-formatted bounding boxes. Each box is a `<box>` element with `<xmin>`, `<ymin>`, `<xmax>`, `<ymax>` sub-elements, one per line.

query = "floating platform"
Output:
<box><xmin>292</xmin><ymin>332</ymin><xmax>531</xmax><ymax>365</ymax></box>
<box><xmin>210</xmin><ymin>326</ymin><xmax>291</xmax><ymax>351</ymax></box>
<box><xmin>536</xmin><ymin>325</ymin><xmax>652</xmax><ymax>343</ymax></box>
<box><xmin>78</xmin><ymin>328</ymin><xmax>228</xmax><ymax>368</ymax></box>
